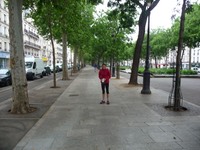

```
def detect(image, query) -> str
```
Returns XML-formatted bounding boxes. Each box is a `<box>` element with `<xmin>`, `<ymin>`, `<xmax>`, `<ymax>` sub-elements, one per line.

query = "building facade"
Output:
<box><xmin>0</xmin><ymin>0</ymin><xmax>9</xmax><ymax>68</ymax></box>
<box><xmin>0</xmin><ymin>0</ymin><xmax>70</xmax><ymax>69</ymax></box>
<box><xmin>167</xmin><ymin>47</ymin><xmax>200</xmax><ymax>69</ymax></box>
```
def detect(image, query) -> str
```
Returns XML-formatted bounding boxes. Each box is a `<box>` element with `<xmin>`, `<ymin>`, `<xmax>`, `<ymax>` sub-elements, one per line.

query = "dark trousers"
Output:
<box><xmin>101</xmin><ymin>82</ymin><xmax>109</xmax><ymax>94</ymax></box>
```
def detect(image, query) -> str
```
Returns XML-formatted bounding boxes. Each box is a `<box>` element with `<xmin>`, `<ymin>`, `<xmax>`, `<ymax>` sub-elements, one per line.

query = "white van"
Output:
<box><xmin>25</xmin><ymin>56</ymin><xmax>45</xmax><ymax>80</ymax></box>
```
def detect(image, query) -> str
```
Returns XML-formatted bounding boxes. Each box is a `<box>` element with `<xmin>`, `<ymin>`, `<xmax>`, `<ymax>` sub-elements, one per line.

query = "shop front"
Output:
<box><xmin>0</xmin><ymin>51</ymin><xmax>10</xmax><ymax>69</ymax></box>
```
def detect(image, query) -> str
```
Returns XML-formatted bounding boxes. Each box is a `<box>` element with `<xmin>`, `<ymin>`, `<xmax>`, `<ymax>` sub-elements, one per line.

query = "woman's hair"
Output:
<box><xmin>102</xmin><ymin>63</ymin><xmax>106</xmax><ymax>66</ymax></box>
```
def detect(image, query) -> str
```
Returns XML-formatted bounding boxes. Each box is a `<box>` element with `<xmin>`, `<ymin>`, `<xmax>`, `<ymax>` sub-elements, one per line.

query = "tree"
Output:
<box><xmin>169</xmin><ymin>3</ymin><xmax>200</xmax><ymax>70</ymax></box>
<box><xmin>30</xmin><ymin>1</ymin><xmax>59</xmax><ymax>87</ymax></box>
<box><xmin>150</xmin><ymin>29</ymin><xmax>172</xmax><ymax>68</ymax></box>
<box><xmin>108</xmin><ymin>0</ymin><xmax>160</xmax><ymax>85</ymax></box>
<box><xmin>129</xmin><ymin>0</ymin><xmax>160</xmax><ymax>85</ymax></box>
<box><xmin>184</xmin><ymin>3</ymin><xmax>200</xmax><ymax>69</ymax></box>
<box><xmin>174</xmin><ymin>0</ymin><xmax>189</xmax><ymax>111</ymax></box>
<box><xmin>8</xmin><ymin>0</ymin><xmax>31</xmax><ymax>113</ymax></box>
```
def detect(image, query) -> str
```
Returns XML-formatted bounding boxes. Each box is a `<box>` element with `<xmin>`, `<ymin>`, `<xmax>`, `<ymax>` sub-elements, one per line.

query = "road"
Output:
<box><xmin>1</xmin><ymin>71</ymin><xmax>199</xmax><ymax>106</ymax></box>
<box><xmin>120</xmin><ymin>72</ymin><xmax>200</xmax><ymax>106</ymax></box>
<box><xmin>0</xmin><ymin>72</ymin><xmax>62</xmax><ymax>103</ymax></box>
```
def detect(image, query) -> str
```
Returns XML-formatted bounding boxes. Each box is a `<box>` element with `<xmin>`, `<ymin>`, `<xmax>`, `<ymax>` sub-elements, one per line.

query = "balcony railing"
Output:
<box><xmin>24</xmin><ymin>29</ymin><xmax>39</xmax><ymax>39</ymax></box>
<box><xmin>24</xmin><ymin>41</ymin><xmax>41</xmax><ymax>50</ymax></box>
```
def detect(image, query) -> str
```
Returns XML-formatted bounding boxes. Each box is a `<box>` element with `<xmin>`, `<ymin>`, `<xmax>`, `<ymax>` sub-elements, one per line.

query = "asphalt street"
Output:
<box><xmin>120</xmin><ymin>72</ymin><xmax>200</xmax><ymax>106</ymax></box>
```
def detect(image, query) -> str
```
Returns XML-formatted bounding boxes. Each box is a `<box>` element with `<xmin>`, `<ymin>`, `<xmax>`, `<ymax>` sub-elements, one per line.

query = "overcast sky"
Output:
<box><xmin>96</xmin><ymin>0</ymin><xmax>199</xmax><ymax>29</ymax></box>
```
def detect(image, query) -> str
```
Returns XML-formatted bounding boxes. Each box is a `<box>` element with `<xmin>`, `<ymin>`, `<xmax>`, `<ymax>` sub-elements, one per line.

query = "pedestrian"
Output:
<box><xmin>94</xmin><ymin>63</ymin><xmax>97</xmax><ymax>72</ymax></box>
<box><xmin>98</xmin><ymin>64</ymin><xmax>111</xmax><ymax>104</ymax></box>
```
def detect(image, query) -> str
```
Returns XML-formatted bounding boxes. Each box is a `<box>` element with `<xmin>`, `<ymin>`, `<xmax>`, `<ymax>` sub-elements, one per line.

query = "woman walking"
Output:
<box><xmin>98</xmin><ymin>64</ymin><xmax>111</xmax><ymax>104</ymax></box>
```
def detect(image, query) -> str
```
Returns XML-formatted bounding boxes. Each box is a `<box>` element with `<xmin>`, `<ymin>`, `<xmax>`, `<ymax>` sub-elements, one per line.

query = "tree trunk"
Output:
<box><xmin>81</xmin><ymin>56</ymin><xmax>84</xmax><ymax>68</ymax></box>
<box><xmin>189</xmin><ymin>47</ymin><xmax>192</xmax><ymax>70</ymax></box>
<box><xmin>78</xmin><ymin>50</ymin><xmax>82</xmax><ymax>70</ymax></box>
<box><xmin>73</xmin><ymin>46</ymin><xmax>78</xmax><ymax>73</ymax></box>
<box><xmin>129</xmin><ymin>9</ymin><xmax>148</xmax><ymax>85</ymax></box>
<box><xmin>62</xmin><ymin>33</ymin><xmax>69</xmax><ymax>80</ymax></box>
<box><xmin>9</xmin><ymin>0</ymin><xmax>30</xmax><ymax>114</ymax></box>
<box><xmin>48</xmin><ymin>11</ymin><xmax>57</xmax><ymax>87</ymax></box>
<box><xmin>116</xmin><ymin>62</ymin><xmax>120</xmax><ymax>79</ymax></box>
<box><xmin>50</xmin><ymin>34</ymin><xmax>57</xmax><ymax>87</ymax></box>
<box><xmin>174</xmin><ymin>0</ymin><xmax>186</xmax><ymax>110</ymax></box>
<box><xmin>154</xmin><ymin>56</ymin><xmax>157</xmax><ymax>68</ymax></box>
<box><xmin>129</xmin><ymin>0</ymin><xmax>160</xmax><ymax>85</ymax></box>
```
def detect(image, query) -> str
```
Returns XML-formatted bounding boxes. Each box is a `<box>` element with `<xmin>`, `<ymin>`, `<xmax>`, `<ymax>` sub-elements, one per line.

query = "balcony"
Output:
<box><xmin>24</xmin><ymin>41</ymin><xmax>41</xmax><ymax>50</ymax></box>
<box><xmin>0</xmin><ymin>33</ymin><xmax>9</xmax><ymax>38</ymax></box>
<box><xmin>24</xmin><ymin>29</ymin><xmax>39</xmax><ymax>39</ymax></box>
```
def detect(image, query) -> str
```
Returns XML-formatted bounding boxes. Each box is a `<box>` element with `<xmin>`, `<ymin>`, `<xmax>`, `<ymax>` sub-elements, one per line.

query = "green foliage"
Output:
<box><xmin>149</xmin><ymin>68</ymin><xmax>197</xmax><ymax>75</ymax></box>
<box><xmin>184</xmin><ymin>3</ymin><xmax>200</xmax><ymax>48</ymax></box>
<box><xmin>108</xmin><ymin>0</ymin><xmax>138</xmax><ymax>30</ymax></box>
<box><xmin>138</xmin><ymin>67</ymin><xmax>145</xmax><ymax>74</ymax></box>
<box><xmin>149</xmin><ymin>68</ymin><xmax>174</xmax><ymax>74</ymax></box>
<box><xmin>90</xmin><ymin>12</ymin><xmax>128</xmax><ymax>63</ymax></box>
<box><xmin>120</xmin><ymin>66</ymin><xmax>131</xmax><ymax>70</ymax></box>
<box><xmin>150</xmin><ymin>29</ymin><xmax>172</xmax><ymax>59</ymax></box>
<box><xmin>136</xmin><ymin>68</ymin><xmax>197</xmax><ymax>75</ymax></box>
<box><xmin>88</xmin><ymin>0</ymin><xmax>102</xmax><ymax>5</ymax></box>
<box><xmin>181</xmin><ymin>69</ymin><xmax>198</xmax><ymax>75</ymax></box>
<box><xmin>170</xmin><ymin>3</ymin><xmax>200</xmax><ymax>49</ymax></box>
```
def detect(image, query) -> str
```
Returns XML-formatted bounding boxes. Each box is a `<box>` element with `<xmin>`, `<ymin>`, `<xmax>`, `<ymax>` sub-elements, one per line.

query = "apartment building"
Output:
<box><xmin>0</xmin><ymin>0</ymin><xmax>67</xmax><ymax>69</ymax></box>
<box><xmin>23</xmin><ymin>18</ymin><xmax>41</xmax><ymax>58</ymax></box>
<box><xmin>167</xmin><ymin>47</ymin><xmax>200</xmax><ymax>69</ymax></box>
<box><xmin>0</xmin><ymin>0</ymin><xmax>9</xmax><ymax>68</ymax></box>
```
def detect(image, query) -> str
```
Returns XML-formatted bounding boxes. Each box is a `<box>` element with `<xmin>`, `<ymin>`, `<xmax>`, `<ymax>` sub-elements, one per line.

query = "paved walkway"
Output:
<box><xmin>14</xmin><ymin>66</ymin><xmax>200</xmax><ymax>150</ymax></box>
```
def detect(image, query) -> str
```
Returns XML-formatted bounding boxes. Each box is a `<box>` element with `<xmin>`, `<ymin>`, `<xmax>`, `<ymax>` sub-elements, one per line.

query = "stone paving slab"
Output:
<box><xmin>0</xmin><ymin>75</ymin><xmax>78</xmax><ymax>150</ymax></box>
<box><xmin>13</xmin><ymin>66</ymin><xmax>200</xmax><ymax>150</ymax></box>
<box><xmin>146</xmin><ymin>103</ymin><xmax>200</xmax><ymax>116</ymax></box>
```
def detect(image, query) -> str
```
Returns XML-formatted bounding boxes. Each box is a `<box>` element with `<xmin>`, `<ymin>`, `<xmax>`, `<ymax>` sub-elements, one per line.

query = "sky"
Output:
<box><xmin>96</xmin><ymin>0</ymin><xmax>199</xmax><ymax>29</ymax></box>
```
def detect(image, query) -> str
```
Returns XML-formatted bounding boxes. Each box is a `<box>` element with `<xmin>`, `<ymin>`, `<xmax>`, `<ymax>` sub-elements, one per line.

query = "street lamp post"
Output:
<box><xmin>141</xmin><ymin>5</ymin><xmax>151</xmax><ymax>94</ymax></box>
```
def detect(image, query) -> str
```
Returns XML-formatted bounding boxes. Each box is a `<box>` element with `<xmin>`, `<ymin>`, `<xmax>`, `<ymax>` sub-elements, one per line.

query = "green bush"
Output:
<box><xmin>138</xmin><ymin>67</ymin><xmax>197</xmax><ymax>75</ymax></box>
<box><xmin>165</xmin><ymin>69</ymin><xmax>175</xmax><ymax>74</ymax></box>
<box><xmin>181</xmin><ymin>70</ymin><xmax>198</xmax><ymax>75</ymax></box>
<box><xmin>120</xmin><ymin>66</ymin><xmax>131</xmax><ymax>70</ymax></box>
<box><xmin>138</xmin><ymin>67</ymin><xmax>144</xmax><ymax>74</ymax></box>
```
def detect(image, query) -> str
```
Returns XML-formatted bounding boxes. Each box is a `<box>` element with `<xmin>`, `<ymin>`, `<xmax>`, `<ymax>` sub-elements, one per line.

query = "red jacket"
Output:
<box><xmin>98</xmin><ymin>68</ymin><xmax>111</xmax><ymax>83</ymax></box>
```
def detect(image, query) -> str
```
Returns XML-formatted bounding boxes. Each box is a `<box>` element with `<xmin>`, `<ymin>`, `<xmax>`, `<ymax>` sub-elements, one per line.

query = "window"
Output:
<box><xmin>33</xmin><ymin>62</ymin><xmax>36</xmax><ymax>69</ymax></box>
<box><xmin>4</xmin><ymin>14</ymin><xmax>6</xmax><ymax>23</ymax></box>
<box><xmin>4</xmin><ymin>42</ymin><xmax>6</xmax><ymax>51</ymax></box>
<box><xmin>4</xmin><ymin>26</ymin><xmax>6</xmax><ymax>35</ymax></box>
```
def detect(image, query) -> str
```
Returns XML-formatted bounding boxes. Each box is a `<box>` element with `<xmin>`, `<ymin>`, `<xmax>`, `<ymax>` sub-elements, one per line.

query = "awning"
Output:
<box><xmin>42</xmin><ymin>57</ymin><xmax>48</xmax><ymax>62</ymax></box>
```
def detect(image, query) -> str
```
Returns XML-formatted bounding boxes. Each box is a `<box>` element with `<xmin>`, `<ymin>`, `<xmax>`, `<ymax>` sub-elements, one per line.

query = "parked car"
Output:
<box><xmin>0</xmin><ymin>69</ymin><xmax>12</xmax><ymax>87</ymax></box>
<box><xmin>68</xmin><ymin>63</ymin><xmax>72</xmax><ymax>69</ymax></box>
<box><xmin>191</xmin><ymin>66</ymin><xmax>200</xmax><ymax>73</ymax></box>
<box><xmin>125</xmin><ymin>68</ymin><xmax>131</xmax><ymax>74</ymax></box>
<box><xmin>56</xmin><ymin>63</ymin><xmax>62</xmax><ymax>72</ymax></box>
<box><xmin>25</xmin><ymin>56</ymin><xmax>44</xmax><ymax>80</ymax></box>
<box><xmin>50</xmin><ymin>65</ymin><xmax>59</xmax><ymax>73</ymax></box>
<box><xmin>43</xmin><ymin>66</ymin><xmax>51</xmax><ymax>76</ymax></box>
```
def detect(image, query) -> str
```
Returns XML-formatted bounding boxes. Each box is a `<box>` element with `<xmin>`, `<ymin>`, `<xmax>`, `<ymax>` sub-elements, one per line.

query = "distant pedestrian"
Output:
<box><xmin>94</xmin><ymin>63</ymin><xmax>97</xmax><ymax>72</ymax></box>
<box><xmin>98</xmin><ymin>64</ymin><xmax>111</xmax><ymax>104</ymax></box>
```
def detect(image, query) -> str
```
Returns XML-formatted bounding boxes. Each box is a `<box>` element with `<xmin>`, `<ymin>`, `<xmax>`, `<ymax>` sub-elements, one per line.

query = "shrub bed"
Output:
<box><xmin>121</xmin><ymin>67</ymin><xmax>197</xmax><ymax>75</ymax></box>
